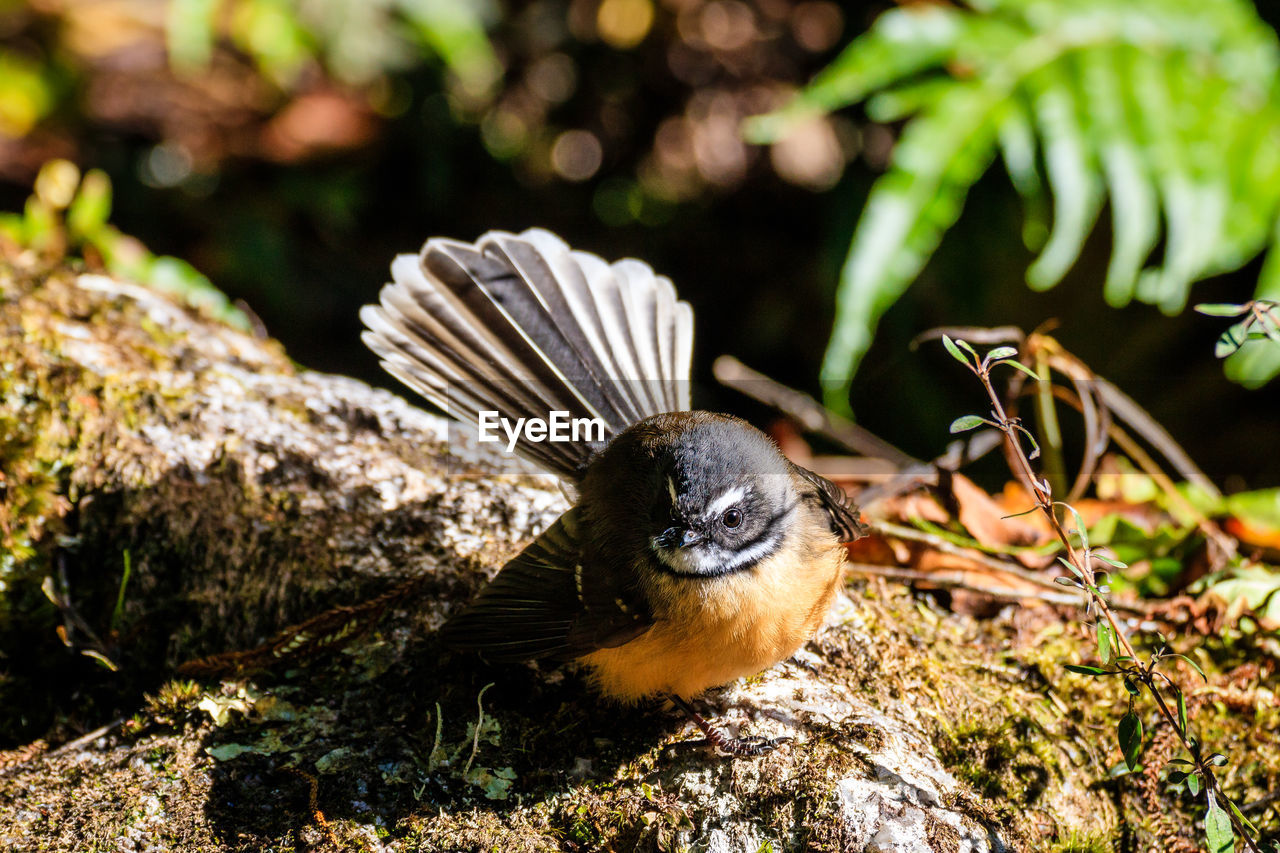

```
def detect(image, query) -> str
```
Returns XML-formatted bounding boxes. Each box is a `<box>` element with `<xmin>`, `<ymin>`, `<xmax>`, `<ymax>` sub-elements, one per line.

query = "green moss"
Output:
<box><xmin>1047</xmin><ymin>830</ymin><xmax>1115</xmax><ymax>853</ymax></box>
<box><xmin>936</xmin><ymin>714</ymin><xmax>1060</xmax><ymax>804</ymax></box>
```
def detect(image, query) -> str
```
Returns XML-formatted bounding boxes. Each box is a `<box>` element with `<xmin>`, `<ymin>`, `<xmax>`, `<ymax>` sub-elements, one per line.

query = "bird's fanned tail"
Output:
<box><xmin>361</xmin><ymin>228</ymin><xmax>694</xmax><ymax>480</ymax></box>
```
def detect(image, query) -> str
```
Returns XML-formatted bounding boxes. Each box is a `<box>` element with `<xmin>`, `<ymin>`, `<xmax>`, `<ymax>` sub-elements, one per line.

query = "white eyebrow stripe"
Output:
<box><xmin>704</xmin><ymin>485</ymin><xmax>747</xmax><ymax>519</ymax></box>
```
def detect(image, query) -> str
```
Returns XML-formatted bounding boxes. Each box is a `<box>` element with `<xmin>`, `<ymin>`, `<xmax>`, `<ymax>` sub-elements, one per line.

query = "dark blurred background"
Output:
<box><xmin>2</xmin><ymin>0</ymin><xmax>1277</xmax><ymax>487</ymax></box>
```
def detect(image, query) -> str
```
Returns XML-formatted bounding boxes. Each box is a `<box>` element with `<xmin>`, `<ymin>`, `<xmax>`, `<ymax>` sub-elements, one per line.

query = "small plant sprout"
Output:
<box><xmin>941</xmin><ymin>334</ymin><xmax>1265</xmax><ymax>853</ymax></box>
<box><xmin>1195</xmin><ymin>300</ymin><xmax>1280</xmax><ymax>358</ymax></box>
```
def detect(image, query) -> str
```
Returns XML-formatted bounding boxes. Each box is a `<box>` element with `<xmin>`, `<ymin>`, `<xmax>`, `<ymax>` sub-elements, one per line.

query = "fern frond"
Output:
<box><xmin>748</xmin><ymin>0</ymin><xmax>1280</xmax><ymax>402</ymax></box>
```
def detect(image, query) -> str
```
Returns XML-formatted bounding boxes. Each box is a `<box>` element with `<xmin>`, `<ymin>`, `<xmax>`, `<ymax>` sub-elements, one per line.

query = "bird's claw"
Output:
<box><xmin>714</xmin><ymin>734</ymin><xmax>793</xmax><ymax>757</ymax></box>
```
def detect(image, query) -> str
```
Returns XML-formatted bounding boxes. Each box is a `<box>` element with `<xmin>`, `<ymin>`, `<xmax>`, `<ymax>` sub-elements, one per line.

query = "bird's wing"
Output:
<box><xmin>792</xmin><ymin>463</ymin><xmax>867</xmax><ymax>543</ymax></box>
<box><xmin>439</xmin><ymin>507</ymin><xmax>652</xmax><ymax>662</ymax></box>
<box><xmin>361</xmin><ymin>229</ymin><xmax>694</xmax><ymax>480</ymax></box>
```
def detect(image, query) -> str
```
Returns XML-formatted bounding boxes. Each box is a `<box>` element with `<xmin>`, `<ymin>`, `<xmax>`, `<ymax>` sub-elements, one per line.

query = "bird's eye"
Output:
<box><xmin>721</xmin><ymin>508</ymin><xmax>742</xmax><ymax>529</ymax></box>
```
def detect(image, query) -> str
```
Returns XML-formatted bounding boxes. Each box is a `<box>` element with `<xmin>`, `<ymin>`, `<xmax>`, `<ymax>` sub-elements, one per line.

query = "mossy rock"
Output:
<box><xmin>2</xmin><ymin>256</ymin><xmax>1273</xmax><ymax>851</ymax></box>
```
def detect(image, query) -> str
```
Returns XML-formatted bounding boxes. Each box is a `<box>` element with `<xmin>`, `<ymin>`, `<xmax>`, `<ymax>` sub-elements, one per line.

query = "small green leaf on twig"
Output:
<box><xmin>1176</xmin><ymin>687</ymin><xmax>1188</xmax><ymax>735</ymax></box>
<box><xmin>1216</xmin><ymin>323</ymin><xmax>1249</xmax><ymax>358</ymax></box>
<box><xmin>949</xmin><ymin>414</ymin><xmax>989</xmax><ymax>433</ymax></box>
<box><xmin>1106</xmin><ymin>760</ymin><xmax>1138</xmax><ymax>778</ymax></box>
<box><xmin>1195</xmin><ymin>303</ymin><xmax>1250</xmax><ymax>317</ymax></box>
<box><xmin>1161</xmin><ymin>653</ymin><xmax>1209</xmax><ymax>683</ymax></box>
<box><xmin>1205</xmin><ymin>799</ymin><xmax>1234</xmax><ymax>853</ymax></box>
<box><xmin>1065</xmin><ymin>664</ymin><xmax>1111</xmax><ymax>676</ymax></box>
<box><xmin>1005</xmin><ymin>359</ymin><xmax>1041</xmax><ymax>379</ymax></box>
<box><xmin>1189</xmin><ymin>772</ymin><xmax>1202</xmax><ymax>795</ymax></box>
<box><xmin>1012</xmin><ymin>422</ymin><xmax>1041</xmax><ymax>459</ymax></box>
<box><xmin>941</xmin><ymin>335</ymin><xmax>980</xmax><ymax>367</ymax></box>
<box><xmin>1054</xmin><ymin>502</ymin><xmax>1089</xmax><ymax>552</ymax></box>
<box><xmin>1097</xmin><ymin>621</ymin><xmax>1113</xmax><ymax>665</ymax></box>
<box><xmin>1118</xmin><ymin>710</ymin><xmax>1143</xmax><ymax>771</ymax></box>
<box><xmin>985</xmin><ymin>345</ymin><xmax>1018</xmax><ymax>361</ymax></box>
<box><xmin>1228</xmin><ymin>798</ymin><xmax>1259</xmax><ymax>835</ymax></box>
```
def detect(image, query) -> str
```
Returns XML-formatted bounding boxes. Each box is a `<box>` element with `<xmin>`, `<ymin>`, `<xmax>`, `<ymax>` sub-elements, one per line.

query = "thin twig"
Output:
<box><xmin>1241</xmin><ymin>789</ymin><xmax>1280</xmax><ymax>814</ymax></box>
<box><xmin>914</xmin><ymin>326</ymin><xmax>1027</xmax><ymax>348</ymax></box>
<box><xmin>856</xmin><ymin>431</ymin><xmax>1005</xmax><ymax>506</ymax></box>
<box><xmin>47</xmin><ymin>717</ymin><xmax>126</xmax><ymax>759</ymax></box>
<box><xmin>871</xmin><ymin>520</ymin><xmax>1153</xmax><ymax>613</ymax></box>
<box><xmin>846</xmin><ymin>561</ymin><xmax>1091</xmax><ymax>607</ymax></box>
<box><xmin>873</xmin><ymin>521</ymin><xmax>1063</xmax><ymax>590</ymax></box>
<box><xmin>713</xmin><ymin>355</ymin><xmax>919</xmax><ymax>467</ymax></box>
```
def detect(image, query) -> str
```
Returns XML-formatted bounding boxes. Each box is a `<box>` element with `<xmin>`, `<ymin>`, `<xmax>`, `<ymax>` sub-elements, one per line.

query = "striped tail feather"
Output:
<box><xmin>361</xmin><ymin>228</ymin><xmax>694</xmax><ymax>479</ymax></box>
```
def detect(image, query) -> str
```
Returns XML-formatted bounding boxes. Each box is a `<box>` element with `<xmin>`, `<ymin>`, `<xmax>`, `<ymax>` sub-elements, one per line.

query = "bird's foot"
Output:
<box><xmin>668</xmin><ymin>694</ymin><xmax>792</xmax><ymax>758</ymax></box>
<box><xmin>706</xmin><ymin>733</ymin><xmax>793</xmax><ymax>757</ymax></box>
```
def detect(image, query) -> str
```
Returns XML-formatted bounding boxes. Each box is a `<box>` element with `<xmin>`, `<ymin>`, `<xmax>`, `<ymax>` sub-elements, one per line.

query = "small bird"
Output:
<box><xmin>361</xmin><ymin>229</ymin><xmax>864</xmax><ymax>755</ymax></box>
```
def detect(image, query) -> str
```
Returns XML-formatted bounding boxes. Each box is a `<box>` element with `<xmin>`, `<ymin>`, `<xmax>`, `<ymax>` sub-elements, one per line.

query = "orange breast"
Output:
<box><xmin>578</xmin><ymin>529</ymin><xmax>846</xmax><ymax>702</ymax></box>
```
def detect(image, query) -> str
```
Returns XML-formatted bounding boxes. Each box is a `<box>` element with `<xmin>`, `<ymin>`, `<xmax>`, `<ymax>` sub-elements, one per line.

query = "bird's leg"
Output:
<box><xmin>667</xmin><ymin>694</ymin><xmax>792</xmax><ymax>757</ymax></box>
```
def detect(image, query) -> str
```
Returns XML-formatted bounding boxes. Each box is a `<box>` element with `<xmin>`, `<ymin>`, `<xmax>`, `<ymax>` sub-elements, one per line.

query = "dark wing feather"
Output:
<box><xmin>440</xmin><ymin>508</ymin><xmax>652</xmax><ymax>662</ymax></box>
<box><xmin>792</xmin><ymin>464</ymin><xmax>867</xmax><ymax>543</ymax></box>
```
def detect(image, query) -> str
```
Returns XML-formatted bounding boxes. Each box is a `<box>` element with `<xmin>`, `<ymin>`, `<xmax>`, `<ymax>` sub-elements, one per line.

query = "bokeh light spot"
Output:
<box><xmin>597</xmin><ymin>0</ymin><xmax>655</xmax><ymax>49</ymax></box>
<box><xmin>791</xmin><ymin>2</ymin><xmax>844</xmax><ymax>53</ymax></box>
<box><xmin>527</xmin><ymin>53</ymin><xmax>578</xmax><ymax>104</ymax></box>
<box><xmin>141</xmin><ymin>143</ymin><xmax>194</xmax><ymax>189</ymax></box>
<box><xmin>769</xmin><ymin>115</ymin><xmax>844</xmax><ymax>191</ymax></box>
<box><xmin>551</xmin><ymin>129</ymin><xmax>604</xmax><ymax>181</ymax></box>
<box><xmin>700</xmin><ymin>1</ymin><xmax>756</xmax><ymax>53</ymax></box>
<box><xmin>481</xmin><ymin>109</ymin><xmax>530</xmax><ymax>159</ymax></box>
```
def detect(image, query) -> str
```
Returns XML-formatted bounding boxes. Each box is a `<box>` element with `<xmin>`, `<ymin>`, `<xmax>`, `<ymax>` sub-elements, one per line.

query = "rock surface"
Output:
<box><xmin>0</xmin><ymin>262</ymin><xmax>1118</xmax><ymax>851</ymax></box>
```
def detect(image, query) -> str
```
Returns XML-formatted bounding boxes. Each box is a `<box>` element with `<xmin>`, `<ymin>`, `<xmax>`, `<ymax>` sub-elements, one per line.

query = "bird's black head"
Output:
<box><xmin>582</xmin><ymin>412</ymin><xmax>798</xmax><ymax>579</ymax></box>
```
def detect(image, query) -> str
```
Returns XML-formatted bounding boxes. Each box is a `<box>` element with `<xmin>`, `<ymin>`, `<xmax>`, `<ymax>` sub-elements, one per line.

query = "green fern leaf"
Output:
<box><xmin>822</xmin><ymin>82</ymin><xmax>1001</xmax><ymax>392</ymax></box>
<box><xmin>1080</xmin><ymin>48</ymin><xmax>1160</xmax><ymax>306</ymax></box>
<box><xmin>997</xmin><ymin>98</ymin><xmax>1049</xmax><ymax>251</ymax></box>
<box><xmin>754</xmin><ymin>0</ymin><xmax>1280</xmax><ymax>405</ymax></box>
<box><xmin>1025</xmin><ymin>62</ymin><xmax>1104</xmax><ymax>291</ymax></box>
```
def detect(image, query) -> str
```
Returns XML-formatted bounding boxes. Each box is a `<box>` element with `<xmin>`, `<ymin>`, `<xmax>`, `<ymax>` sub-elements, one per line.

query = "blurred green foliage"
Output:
<box><xmin>751</xmin><ymin>0</ymin><xmax>1280</xmax><ymax>405</ymax></box>
<box><xmin>166</xmin><ymin>0</ymin><xmax>501</xmax><ymax>92</ymax></box>
<box><xmin>0</xmin><ymin>160</ymin><xmax>251</xmax><ymax>330</ymax></box>
<box><xmin>0</xmin><ymin>47</ymin><xmax>58</xmax><ymax>139</ymax></box>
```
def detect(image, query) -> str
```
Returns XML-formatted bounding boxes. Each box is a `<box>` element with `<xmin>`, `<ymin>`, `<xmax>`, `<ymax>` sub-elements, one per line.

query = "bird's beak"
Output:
<box><xmin>654</xmin><ymin>526</ymin><xmax>702</xmax><ymax>549</ymax></box>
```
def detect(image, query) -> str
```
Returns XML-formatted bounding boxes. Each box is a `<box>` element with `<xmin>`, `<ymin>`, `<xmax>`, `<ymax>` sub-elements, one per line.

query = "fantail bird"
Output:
<box><xmin>360</xmin><ymin>228</ymin><xmax>865</xmax><ymax>756</ymax></box>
